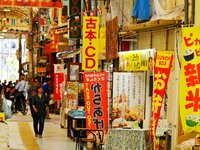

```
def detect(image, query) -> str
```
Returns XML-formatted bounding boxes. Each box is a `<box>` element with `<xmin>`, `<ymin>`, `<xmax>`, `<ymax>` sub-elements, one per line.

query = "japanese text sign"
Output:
<box><xmin>112</xmin><ymin>72</ymin><xmax>145</xmax><ymax>129</ymax></box>
<box><xmin>82</xmin><ymin>17</ymin><xmax>99</xmax><ymax>70</ymax></box>
<box><xmin>119</xmin><ymin>49</ymin><xmax>154</xmax><ymax>71</ymax></box>
<box><xmin>180</xmin><ymin>27</ymin><xmax>200</xmax><ymax>133</ymax></box>
<box><xmin>54</xmin><ymin>64</ymin><xmax>65</xmax><ymax>101</ymax></box>
<box><xmin>150</xmin><ymin>51</ymin><xmax>173</xmax><ymax>140</ymax></box>
<box><xmin>69</xmin><ymin>0</ymin><xmax>82</xmax><ymax>38</ymax></box>
<box><xmin>83</xmin><ymin>72</ymin><xmax>108</xmax><ymax>130</ymax></box>
<box><xmin>0</xmin><ymin>0</ymin><xmax>63</xmax><ymax>8</ymax></box>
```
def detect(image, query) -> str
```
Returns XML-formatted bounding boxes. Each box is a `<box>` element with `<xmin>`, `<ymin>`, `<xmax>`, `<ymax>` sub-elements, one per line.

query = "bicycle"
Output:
<box><xmin>19</xmin><ymin>97</ymin><xmax>28</xmax><ymax>115</ymax></box>
<box><xmin>10</xmin><ymin>94</ymin><xmax>28</xmax><ymax>115</ymax></box>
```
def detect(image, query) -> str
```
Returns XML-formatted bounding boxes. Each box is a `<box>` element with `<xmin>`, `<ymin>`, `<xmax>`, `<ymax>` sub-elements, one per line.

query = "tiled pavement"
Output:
<box><xmin>2</xmin><ymin>110</ymin><xmax>77</xmax><ymax>150</ymax></box>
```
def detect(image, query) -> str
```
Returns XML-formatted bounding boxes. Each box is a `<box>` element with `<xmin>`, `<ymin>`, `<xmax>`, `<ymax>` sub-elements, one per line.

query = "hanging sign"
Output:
<box><xmin>69</xmin><ymin>0</ymin><xmax>82</xmax><ymax>38</ymax></box>
<box><xmin>83</xmin><ymin>72</ymin><xmax>108</xmax><ymax>130</ymax></box>
<box><xmin>112</xmin><ymin>72</ymin><xmax>145</xmax><ymax>128</ymax></box>
<box><xmin>54</xmin><ymin>64</ymin><xmax>65</xmax><ymax>101</ymax></box>
<box><xmin>82</xmin><ymin>16</ymin><xmax>99</xmax><ymax>70</ymax></box>
<box><xmin>66</xmin><ymin>82</ymin><xmax>78</xmax><ymax>109</ymax></box>
<box><xmin>119</xmin><ymin>49</ymin><xmax>154</xmax><ymax>71</ymax></box>
<box><xmin>99</xmin><ymin>26</ymin><xmax>106</xmax><ymax>60</ymax></box>
<box><xmin>150</xmin><ymin>51</ymin><xmax>173</xmax><ymax>140</ymax></box>
<box><xmin>0</xmin><ymin>0</ymin><xmax>63</xmax><ymax>8</ymax></box>
<box><xmin>179</xmin><ymin>27</ymin><xmax>200</xmax><ymax>134</ymax></box>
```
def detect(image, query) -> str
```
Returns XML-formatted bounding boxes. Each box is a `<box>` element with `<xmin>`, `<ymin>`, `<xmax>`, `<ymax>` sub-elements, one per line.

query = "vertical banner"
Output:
<box><xmin>69</xmin><ymin>0</ymin><xmax>82</xmax><ymax>38</ymax></box>
<box><xmin>99</xmin><ymin>26</ymin><xmax>106</xmax><ymax>60</ymax></box>
<box><xmin>66</xmin><ymin>82</ymin><xmax>78</xmax><ymax>109</ymax></box>
<box><xmin>180</xmin><ymin>27</ymin><xmax>200</xmax><ymax>133</ymax></box>
<box><xmin>106</xmin><ymin>16</ymin><xmax>118</xmax><ymax>60</ymax></box>
<box><xmin>54</xmin><ymin>64</ymin><xmax>65</xmax><ymax>101</ymax></box>
<box><xmin>112</xmin><ymin>72</ymin><xmax>145</xmax><ymax>128</ymax></box>
<box><xmin>150</xmin><ymin>51</ymin><xmax>173</xmax><ymax>140</ymax></box>
<box><xmin>83</xmin><ymin>72</ymin><xmax>108</xmax><ymax>130</ymax></box>
<box><xmin>82</xmin><ymin>16</ymin><xmax>99</xmax><ymax>70</ymax></box>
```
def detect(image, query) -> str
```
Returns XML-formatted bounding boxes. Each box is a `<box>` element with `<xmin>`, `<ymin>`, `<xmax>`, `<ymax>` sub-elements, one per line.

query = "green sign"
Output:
<box><xmin>69</xmin><ymin>0</ymin><xmax>82</xmax><ymax>39</ymax></box>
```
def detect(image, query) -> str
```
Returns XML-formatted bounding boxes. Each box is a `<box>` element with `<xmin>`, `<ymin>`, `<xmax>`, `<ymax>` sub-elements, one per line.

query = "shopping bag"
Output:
<box><xmin>2</xmin><ymin>98</ymin><xmax>12</xmax><ymax>119</ymax></box>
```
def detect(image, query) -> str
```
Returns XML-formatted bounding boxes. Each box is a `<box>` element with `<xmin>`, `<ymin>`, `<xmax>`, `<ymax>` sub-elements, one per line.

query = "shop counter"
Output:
<box><xmin>67</xmin><ymin>115</ymin><xmax>86</xmax><ymax>138</ymax></box>
<box><xmin>105</xmin><ymin>128</ymin><xmax>152</xmax><ymax>150</ymax></box>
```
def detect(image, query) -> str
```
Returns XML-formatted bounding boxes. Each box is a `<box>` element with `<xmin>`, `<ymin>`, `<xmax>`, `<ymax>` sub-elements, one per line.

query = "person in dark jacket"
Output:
<box><xmin>32</xmin><ymin>85</ymin><xmax>49</xmax><ymax>138</ymax></box>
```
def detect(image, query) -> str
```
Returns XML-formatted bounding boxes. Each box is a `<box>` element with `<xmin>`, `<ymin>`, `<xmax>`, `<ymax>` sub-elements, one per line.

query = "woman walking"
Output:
<box><xmin>32</xmin><ymin>85</ymin><xmax>49</xmax><ymax>138</ymax></box>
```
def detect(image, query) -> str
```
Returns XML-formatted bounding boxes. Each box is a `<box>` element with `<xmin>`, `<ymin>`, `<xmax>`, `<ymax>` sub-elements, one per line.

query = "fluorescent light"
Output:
<box><xmin>4</xmin><ymin>8</ymin><xmax>10</xmax><ymax>12</ymax></box>
<box><xmin>2</xmin><ymin>29</ymin><xmax>7</xmax><ymax>32</ymax></box>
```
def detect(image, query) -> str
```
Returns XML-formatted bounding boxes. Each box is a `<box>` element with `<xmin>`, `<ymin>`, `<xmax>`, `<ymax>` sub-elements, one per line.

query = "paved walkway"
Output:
<box><xmin>2</xmin><ymin>110</ymin><xmax>76</xmax><ymax>150</ymax></box>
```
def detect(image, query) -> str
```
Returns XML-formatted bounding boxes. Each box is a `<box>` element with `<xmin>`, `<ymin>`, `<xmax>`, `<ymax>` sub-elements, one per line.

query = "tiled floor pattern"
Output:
<box><xmin>3</xmin><ymin>111</ymin><xmax>77</xmax><ymax>150</ymax></box>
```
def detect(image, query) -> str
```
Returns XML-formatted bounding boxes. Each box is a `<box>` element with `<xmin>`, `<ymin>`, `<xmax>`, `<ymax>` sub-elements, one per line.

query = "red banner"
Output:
<box><xmin>83</xmin><ymin>72</ymin><xmax>108</xmax><ymax>130</ymax></box>
<box><xmin>0</xmin><ymin>0</ymin><xmax>63</xmax><ymax>8</ymax></box>
<box><xmin>150</xmin><ymin>51</ymin><xmax>173</xmax><ymax>140</ymax></box>
<box><xmin>54</xmin><ymin>64</ymin><xmax>65</xmax><ymax>101</ymax></box>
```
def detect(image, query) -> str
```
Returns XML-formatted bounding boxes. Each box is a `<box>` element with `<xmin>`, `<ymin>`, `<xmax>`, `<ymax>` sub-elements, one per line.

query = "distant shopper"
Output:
<box><xmin>42</xmin><ymin>78</ymin><xmax>51</xmax><ymax>119</ymax></box>
<box><xmin>32</xmin><ymin>85</ymin><xmax>49</xmax><ymax>138</ymax></box>
<box><xmin>11</xmin><ymin>75</ymin><xmax>27</xmax><ymax>112</ymax></box>
<box><xmin>27</xmin><ymin>78</ymin><xmax>37</xmax><ymax>116</ymax></box>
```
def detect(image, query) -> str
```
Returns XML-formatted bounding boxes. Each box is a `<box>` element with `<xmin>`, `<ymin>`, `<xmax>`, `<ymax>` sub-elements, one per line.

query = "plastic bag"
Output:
<box><xmin>2</xmin><ymin>98</ymin><xmax>12</xmax><ymax>119</ymax></box>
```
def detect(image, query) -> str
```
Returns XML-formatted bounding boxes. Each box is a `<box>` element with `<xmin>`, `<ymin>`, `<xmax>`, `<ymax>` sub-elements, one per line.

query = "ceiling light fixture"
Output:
<box><xmin>4</xmin><ymin>8</ymin><xmax>10</xmax><ymax>12</ymax></box>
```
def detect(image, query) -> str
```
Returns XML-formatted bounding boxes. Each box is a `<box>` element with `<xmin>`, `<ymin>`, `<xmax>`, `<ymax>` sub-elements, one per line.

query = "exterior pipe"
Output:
<box><xmin>191</xmin><ymin>0</ymin><xmax>195</xmax><ymax>24</ymax></box>
<box><xmin>184</xmin><ymin>0</ymin><xmax>188</xmax><ymax>24</ymax></box>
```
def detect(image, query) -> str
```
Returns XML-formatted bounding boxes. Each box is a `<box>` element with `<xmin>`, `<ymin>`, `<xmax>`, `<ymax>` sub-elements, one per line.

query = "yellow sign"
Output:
<box><xmin>180</xmin><ymin>27</ymin><xmax>200</xmax><ymax>133</ymax></box>
<box><xmin>82</xmin><ymin>16</ymin><xmax>99</xmax><ymax>70</ymax></box>
<box><xmin>99</xmin><ymin>26</ymin><xmax>106</xmax><ymax>60</ymax></box>
<box><xmin>0</xmin><ymin>112</ymin><xmax>5</xmax><ymax>121</ymax></box>
<box><xmin>119</xmin><ymin>49</ymin><xmax>154</xmax><ymax>71</ymax></box>
<box><xmin>155</xmin><ymin>51</ymin><xmax>173</xmax><ymax>68</ymax></box>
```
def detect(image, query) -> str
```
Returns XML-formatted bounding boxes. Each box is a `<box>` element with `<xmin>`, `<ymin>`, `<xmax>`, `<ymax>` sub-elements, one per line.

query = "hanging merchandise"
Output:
<box><xmin>131</xmin><ymin>0</ymin><xmax>150</xmax><ymax>21</ymax></box>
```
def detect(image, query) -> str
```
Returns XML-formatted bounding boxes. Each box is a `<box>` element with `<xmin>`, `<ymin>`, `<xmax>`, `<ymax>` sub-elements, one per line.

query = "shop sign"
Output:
<box><xmin>106</xmin><ymin>16</ymin><xmax>118</xmax><ymax>60</ymax></box>
<box><xmin>55</xmin><ymin>26</ymin><xmax>69</xmax><ymax>34</ymax></box>
<box><xmin>112</xmin><ymin>72</ymin><xmax>145</xmax><ymax>129</ymax></box>
<box><xmin>37</xmin><ymin>67</ymin><xmax>46</xmax><ymax>73</ymax></box>
<box><xmin>83</xmin><ymin>72</ymin><xmax>108</xmax><ymax>130</ymax></box>
<box><xmin>66</xmin><ymin>82</ymin><xmax>78</xmax><ymax>109</ymax></box>
<box><xmin>179</xmin><ymin>27</ymin><xmax>200</xmax><ymax>134</ymax></box>
<box><xmin>150</xmin><ymin>51</ymin><xmax>173</xmax><ymax>140</ymax></box>
<box><xmin>0</xmin><ymin>0</ymin><xmax>63</xmax><ymax>8</ymax></box>
<box><xmin>69</xmin><ymin>0</ymin><xmax>82</xmax><ymax>38</ymax></box>
<box><xmin>82</xmin><ymin>16</ymin><xmax>99</xmax><ymax>70</ymax></box>
<box><xmin>54</xmin><ymin>64</ymin><xmax>65</xmax><ymax>101</ymax></box>
<box><xmin>119</xmin><ymin>49</ymin><xmax>154</xmax><ymax>71</ymax></box>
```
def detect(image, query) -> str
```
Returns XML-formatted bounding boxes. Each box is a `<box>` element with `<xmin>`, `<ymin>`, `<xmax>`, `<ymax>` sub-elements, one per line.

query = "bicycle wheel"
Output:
<box><xmin>20</xmin><ymin>99</ymin><xmax>28</xmax><ymax>115</ymax></box>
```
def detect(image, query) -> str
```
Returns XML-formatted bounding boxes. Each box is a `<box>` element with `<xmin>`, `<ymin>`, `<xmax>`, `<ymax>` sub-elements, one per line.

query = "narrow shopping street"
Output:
<box><xmin>3</xmin><ymin>110</ymin><xmax>76</xmax><ymax>150</ymax></box>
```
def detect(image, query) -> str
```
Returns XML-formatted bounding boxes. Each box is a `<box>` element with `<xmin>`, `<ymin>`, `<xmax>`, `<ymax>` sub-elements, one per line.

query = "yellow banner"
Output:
<box><xmin>82</xmin><ymin>17</ymin><xmax>99</xmax><ymax>70</ymax></box>
<box><xmin>119</xmin><ymin>49</ymin><xmax>153</xmax><ymax>71</ymax></box>
<box><xmin>99</xmin><ymin>26</ymin><xmax>106</xmax><ymax>60</ymax></box>
<box><xmin>155</xmin><ymin>51</ymin><xmax>174</xmax><ymax>69</ymax></box>
<box><xmin>180</xmin><ymin>27</ymin><xmax>200</xmax><ymax>133</ymax></box>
